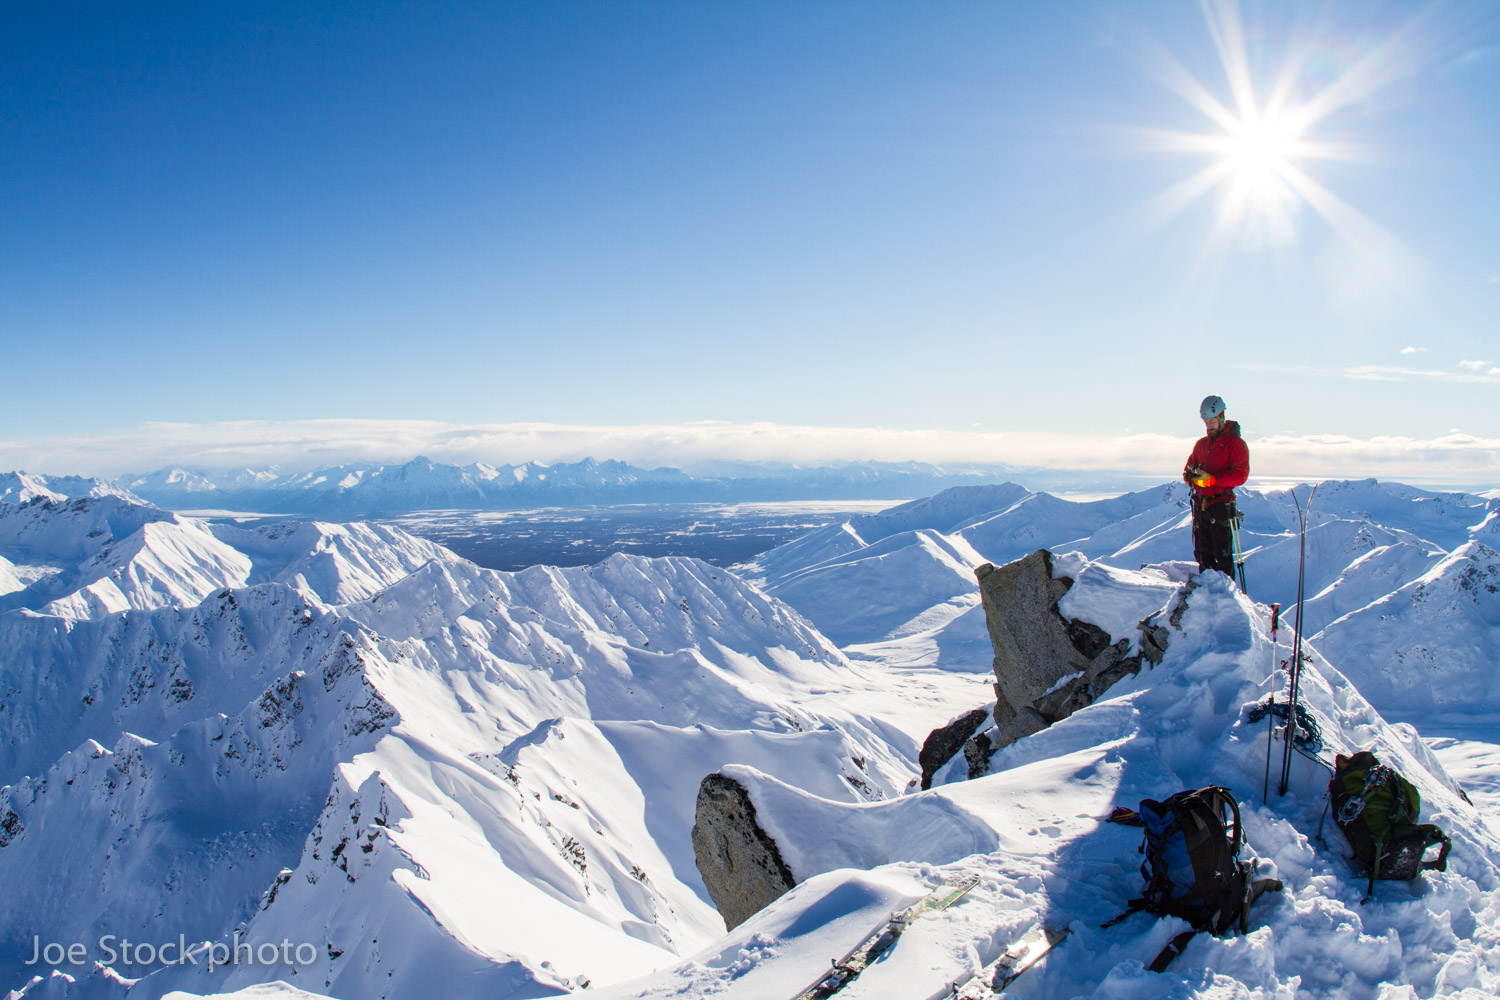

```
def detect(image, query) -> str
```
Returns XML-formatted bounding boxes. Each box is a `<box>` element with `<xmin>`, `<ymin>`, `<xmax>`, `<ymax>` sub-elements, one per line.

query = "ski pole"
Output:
<box><xmin>1231</xmin><ymin>512</ymin><xmax>1248</xmax><ymax>594</ymax></box>
<box><xmin>1262</xmin><ymin>602</ymin><xmax>1281</xmax><ymax>804</ymax></box>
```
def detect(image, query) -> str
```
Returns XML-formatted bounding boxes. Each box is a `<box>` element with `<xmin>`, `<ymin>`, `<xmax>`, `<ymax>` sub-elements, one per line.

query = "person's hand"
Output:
<box><xmin>1185</xmin><ymin>465</ymin><xmax>1214</xmax><ymax>489</ymax></box>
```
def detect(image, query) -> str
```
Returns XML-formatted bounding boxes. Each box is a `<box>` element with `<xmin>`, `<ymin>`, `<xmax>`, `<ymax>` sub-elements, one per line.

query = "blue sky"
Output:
<box><xmin>3</xmin><ymin>1</ymin><xmax>1498</xmax><ymax>483</ymax></box>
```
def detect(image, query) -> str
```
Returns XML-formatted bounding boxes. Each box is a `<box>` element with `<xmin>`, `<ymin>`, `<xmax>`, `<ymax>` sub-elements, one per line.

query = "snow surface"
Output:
<box><xmin>598</xmin><ymin>572</ymin><xmax>1500</xmax><ymax>1000</ymax></box>
<box><xmin>3</xmin><ymin>477</ymin><xmax>1498</xmax><ymax>1000</ymax></box>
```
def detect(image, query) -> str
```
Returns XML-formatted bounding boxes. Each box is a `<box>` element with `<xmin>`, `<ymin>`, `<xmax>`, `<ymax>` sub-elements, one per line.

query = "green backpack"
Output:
<box><xmin>1329</xmin><ymin>750</ymin><xmax>1451</xmax><ymax>903</ymax></box>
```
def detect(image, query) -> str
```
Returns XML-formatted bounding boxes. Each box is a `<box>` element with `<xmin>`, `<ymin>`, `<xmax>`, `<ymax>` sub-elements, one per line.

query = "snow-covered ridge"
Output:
<box><xmin>599</xmin><ymin>573</ymin><xmax>1500</xmax><ymax>1000</ymax></box>
<box><xmin>0</xmin><ymin>471</ymin><xmax>143</xmax><ymax>506</ymax></box>
<box><xmin>1</xmin><ymin>496</ymin><xmax>938</xmax><ymax>1000</ymax></box>
<box><xmin>0</xmin><ymin>495</ymin><xmax>450</xmax><ymax>621</ymax></box>
<box><xmin>743</xmin><ymin>478</ymin><xmax>1500</xmax><ymax>721</ymax></box>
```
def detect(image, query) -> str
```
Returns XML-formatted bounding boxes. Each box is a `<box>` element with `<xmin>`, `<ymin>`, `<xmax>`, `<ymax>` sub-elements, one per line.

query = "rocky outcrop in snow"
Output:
<box><xmin>949</xmin><ymin>550</ymin><xmax>1176</xmax><ymax>775</ymax></box>
<box><xmin>917</xmin><ymin>707</ymin><xmax>990</xmax><ymax>790</ymax></box>
<box><xmin>691</xmin><ymin>773</ymin><xmax>798</xmax><ymax>930</ymax></box>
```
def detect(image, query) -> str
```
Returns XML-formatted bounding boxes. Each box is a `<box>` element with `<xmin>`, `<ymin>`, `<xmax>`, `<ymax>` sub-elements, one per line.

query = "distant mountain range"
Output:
<box><xmin>100</xmin><ymin>456</ymin><xmax>1120</xmax><ymax>514</ymax></box>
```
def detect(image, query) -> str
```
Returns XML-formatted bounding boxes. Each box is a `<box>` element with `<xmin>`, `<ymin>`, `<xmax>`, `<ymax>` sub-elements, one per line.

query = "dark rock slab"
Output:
<box><xmin>691</xmin><ymin>772</ymin><xmax>797</xmax><ymax>930</ymax></box>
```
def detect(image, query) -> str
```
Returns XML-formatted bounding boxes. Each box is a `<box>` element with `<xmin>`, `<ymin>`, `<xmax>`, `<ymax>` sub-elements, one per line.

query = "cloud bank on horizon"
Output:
<box><xmin>2</xmin><ymin>419</ymin><xmax>1496</xmax><ymax>489</ymax></box>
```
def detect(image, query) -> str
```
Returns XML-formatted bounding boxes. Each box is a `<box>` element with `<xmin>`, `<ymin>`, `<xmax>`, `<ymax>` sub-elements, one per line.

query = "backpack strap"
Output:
<box><xmin>1423</xmin><ymin>828</ymin><xmax>1452</xmax><ymax>872</ymax></box>
<box><xmin>1100</xmin><ymin>897</ymin><xmax>1147</xmax><ymax>929</ymax></box>
<box><xmin>1149</xmin><ymin>929</ymin><xmax>1199</xmax><ymax>973</ymax></box>
<box><xmin>1203</xmin><ymin>786</ymin><xmax>1243</xmax><ymax>855</ymax></box>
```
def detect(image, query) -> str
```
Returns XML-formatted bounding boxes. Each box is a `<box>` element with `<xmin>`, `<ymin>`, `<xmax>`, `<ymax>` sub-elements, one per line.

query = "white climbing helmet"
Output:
<box><xmin>1199</xmin><ymin>395</ymin><xmax>1227</xmax><ymax>420</ymax></box>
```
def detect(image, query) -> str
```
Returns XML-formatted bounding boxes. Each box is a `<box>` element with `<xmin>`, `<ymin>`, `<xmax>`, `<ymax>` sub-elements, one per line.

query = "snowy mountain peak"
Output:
<box><xmin>0</xmin><ymin>471</ymin><xmax>144</xmax><ymax>506</ymax></box>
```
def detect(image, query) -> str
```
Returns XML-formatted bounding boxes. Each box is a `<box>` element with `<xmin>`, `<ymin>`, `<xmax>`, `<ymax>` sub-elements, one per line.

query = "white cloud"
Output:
<box><xmin>2</xmin><ymin>419</ymin><xmax>1497</xmax><ymax>489</ymax></box>
<box><xmin>1459</xmin><ymin>359</ymin><xmax>1493</xmax><ymax>371</ymax></box>
<box><xmin>1347</xmin><ymin>364</ymin><xmax>1500</xmax><ymax>384</ymax></box>
<box><xmin>1399</xmin><ymin>346</ymin><xmax>1427</xmax><ymax>354</ymax></box>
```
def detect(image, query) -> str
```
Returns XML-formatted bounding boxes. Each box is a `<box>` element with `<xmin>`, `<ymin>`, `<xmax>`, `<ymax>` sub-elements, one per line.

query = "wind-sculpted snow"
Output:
<box><xmin>598</xmin><ymin>572</ymin><xmax>1500</xmax><ymax>1000</ymax></box>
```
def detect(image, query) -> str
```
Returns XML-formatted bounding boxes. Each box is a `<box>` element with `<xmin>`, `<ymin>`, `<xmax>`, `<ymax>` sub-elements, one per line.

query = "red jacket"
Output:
<box><xmin>1185</xmin><ymin>420</ymin><xmax>1249</xmax><ymax>500</ymax></box>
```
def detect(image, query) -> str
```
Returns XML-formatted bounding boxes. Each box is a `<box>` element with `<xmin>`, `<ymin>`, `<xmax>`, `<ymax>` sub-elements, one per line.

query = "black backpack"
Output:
<box><xmin>1115</xmin><ymin>786</ymin><xmax>1282</xmax><ymax>972</ymax></box>
<box><xmin>1329</xmin><ymin>750</ymin><xmax>1451</xmax><ymax>903</ymax></box>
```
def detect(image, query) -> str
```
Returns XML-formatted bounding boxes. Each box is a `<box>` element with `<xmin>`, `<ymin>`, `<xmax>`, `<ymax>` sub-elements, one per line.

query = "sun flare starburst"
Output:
<box><xmin>1134</xmin><ymin>0</ymin><xmax>1422</xmax><ymax>254</ymax></box>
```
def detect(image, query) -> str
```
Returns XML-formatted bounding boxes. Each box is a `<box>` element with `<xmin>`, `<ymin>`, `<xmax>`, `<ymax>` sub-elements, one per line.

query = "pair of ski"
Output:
<box><xmin>948</xmin><ymin>922</ymin><xmax>1072</xmax><ymax>998</ymax></box>
<box><xmin>1271</xmin><ymin>483</ymin><xmax>1318</xmax><ymax>800</ymax></box>
<box><xmin>793</xmin><ymin>878</ymin><xmax>980</xmax><ymax>1000</ymax></box>
<box><xmin>791</xmin><ymin>876</ymin><xmax>1066</xmax><ymax>1000</ymax></box>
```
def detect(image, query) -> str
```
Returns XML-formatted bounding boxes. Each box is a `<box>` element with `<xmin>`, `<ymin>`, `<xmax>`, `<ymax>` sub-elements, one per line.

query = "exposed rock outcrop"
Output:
<box><xmin>960</xmin><ymin>550</ymin><xmax>1171</xmax><ymax>775</ymax></box>
<box><xmin>918</xmin><ymin>707</ymin><xmax>991</xmax><ymax>790</ymax></box>
<box><xmin>691</xmin><ymin>772</ymin><xmax>798</xmax><ymax>930</ymax></box>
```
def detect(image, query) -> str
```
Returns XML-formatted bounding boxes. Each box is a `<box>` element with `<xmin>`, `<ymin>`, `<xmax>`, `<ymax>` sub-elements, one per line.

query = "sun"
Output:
<box><xmin>1209</xmin><ymin>104</ymin><xmax>1312</xmax><ymax>232</ymax></box>
<box><xmin>1221</xmin><ymin>111</ymin><xmax>1303</xmax><ymax>186</ymax></box>
<box><xmin>1132</xmin><ymin>0</ymin><xmax>1403</xmax><ymax>251</ymax></box>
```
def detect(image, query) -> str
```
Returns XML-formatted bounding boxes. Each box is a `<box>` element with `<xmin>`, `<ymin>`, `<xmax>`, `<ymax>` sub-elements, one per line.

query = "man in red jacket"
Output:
<box><xmin>1184</xmin><ymin>395</ymin><xmax>1250</xmax><ymax>579</ymax></box>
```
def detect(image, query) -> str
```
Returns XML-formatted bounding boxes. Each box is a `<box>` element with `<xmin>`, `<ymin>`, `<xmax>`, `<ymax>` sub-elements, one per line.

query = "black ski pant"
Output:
<box><xmin>1192</xmin><ymin>498</ymin><xmax>1238</xmax><ymax>577</ymax></box>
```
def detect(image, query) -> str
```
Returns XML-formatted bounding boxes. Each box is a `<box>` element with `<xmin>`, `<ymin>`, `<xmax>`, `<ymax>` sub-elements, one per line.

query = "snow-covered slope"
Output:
<box><xmin>596</xmin><ymin>571</ymin><xmax>1499</xmax><ymax>1000</ymax></box>
<box><xmin>0</xmin><ymin>496</ymin><xmax>450</xmax><ymax>620</ymax></box>
<box><xmin>207</xmin><ymin>519</ymin><xmax>450</xmax><ymax>605</ymax></box>
<box><xmin>1312</xmin><ymin>539</ymin><xmax>1500</xmax><ymax>720</ymax></box>
<box><xmin>0</xmin><ymin>586</ymin><xmax>350</xmax><ymax>786</ymax></box>
<box><xmin>1</xmin><ymin>634</ymin><xmax>395</xmax><ymax>994</ymax></box>
<box><xmin>743</xmin><ymin>479</ymin><xmax>1500</xmax><ymax>721</ymax></box>
<box><xmin>761</xmin><ymin>530</ymin><xmax>987</xmax><ymax>648</ymax></box>
<box><xmin>1298</xmin><ymin>478</ymin><xmax>1491</xmax><ymax>551</ymax></box>
<box><xmin>3</xmin><ymin>501</ymin><xmax>983</xmax><ymax>1000</ymax></box>
<box><xmin>0</xmin><ymin>496</ymin><xmax>251</xmax><ymax>618</ymax></box>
